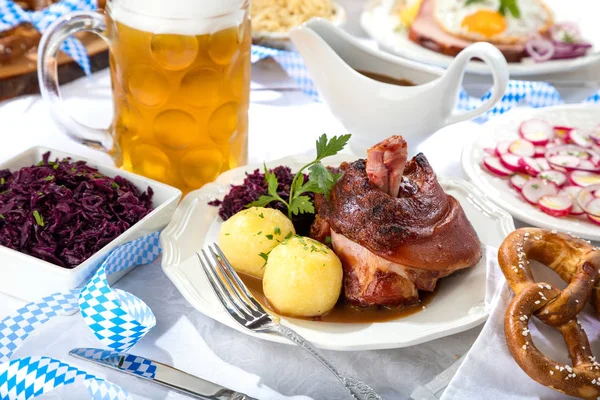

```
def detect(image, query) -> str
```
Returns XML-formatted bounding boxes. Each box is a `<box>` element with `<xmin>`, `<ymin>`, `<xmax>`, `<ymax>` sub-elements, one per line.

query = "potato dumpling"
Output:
<box><xmin>219</xmin><ymin>207</ymin><xmax>295</xmax><ymax>278</ymax></box>
<box><xmin>263</xmin><ymin>236</ymin><xmax>343</xmax><ymax>317</ymax></box>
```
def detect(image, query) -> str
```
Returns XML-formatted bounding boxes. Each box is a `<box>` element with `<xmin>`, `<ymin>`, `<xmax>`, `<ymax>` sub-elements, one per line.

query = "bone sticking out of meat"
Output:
<box><xmin>366</xmin><ymin>136</ymin><xmax>407</xmax><ymax>198</ymax></box>
<box><xmin>312</xmin><ymin>135</ymin><xmax>482</xmax><ymax>307</ymax></box>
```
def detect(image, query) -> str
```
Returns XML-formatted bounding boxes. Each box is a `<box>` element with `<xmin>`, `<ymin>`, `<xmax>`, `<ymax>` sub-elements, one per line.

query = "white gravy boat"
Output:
<box><xmin>289</xmin><ymin>19</ymin><xmax>509</xmax><ymax>154</ymax></box>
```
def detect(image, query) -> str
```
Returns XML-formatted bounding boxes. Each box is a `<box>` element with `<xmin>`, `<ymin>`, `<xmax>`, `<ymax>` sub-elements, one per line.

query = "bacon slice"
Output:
<box><xmin>366</xmin><ymin>136</ymin><xmax>407</xmax><ymax>198</ymax></box>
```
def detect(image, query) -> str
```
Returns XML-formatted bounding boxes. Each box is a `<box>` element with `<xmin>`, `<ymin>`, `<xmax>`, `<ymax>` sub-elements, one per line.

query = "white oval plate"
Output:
<box><xmin>252</xmin><ymin>3</ymin><xmax>346</xmax><ymax>51</ymax></box>
<box><xmin>360</xmin><ymin>0</ymin><xmax>600</xmax><ymax>76</ymax></box>
<box><xmin>160</xmin><ymin>154</ymin><xmax>514</xmax><ymax>351</ymax></box>
<box><xmin>462</xmin><ymin>104</ymin><xmax>600</xmax><ymax>241</ymax></box>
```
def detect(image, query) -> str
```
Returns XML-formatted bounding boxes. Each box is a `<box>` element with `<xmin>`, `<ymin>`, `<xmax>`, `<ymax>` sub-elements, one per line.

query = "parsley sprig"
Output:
<box><xmin>248</xmin><ymin>134</ymin><xmax>351</xmax><ymax>219</ymax></box>
<box><xmin>464</xmin><ymin>0</ymin><xmax>520</xmax><ymax>18</ymax></box>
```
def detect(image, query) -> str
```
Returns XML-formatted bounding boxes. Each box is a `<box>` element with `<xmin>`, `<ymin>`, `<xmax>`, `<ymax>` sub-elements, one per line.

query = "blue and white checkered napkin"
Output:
<box><xmin>0</xmin><ymin>232</ymin><xmax>161</xmax><ymax>400</ymax></box>
<box><xmin>251</xmin><ymin>45</ymin><xmax>600</xmax><ymax>122</ymax></box>
<box><xmin>0</xmin><ymin>0</ymin><xmax>97</xmax><ymax>74</ymax></box>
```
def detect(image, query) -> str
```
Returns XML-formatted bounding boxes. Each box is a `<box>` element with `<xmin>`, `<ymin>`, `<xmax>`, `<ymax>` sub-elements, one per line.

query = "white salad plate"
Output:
<box><xmin>0</xmin><ymin>147</ymin><xmax>181</xmax><ymax>301</ymax></box>
<box><xmin>161</xmin><ymin>154</ymin><xmax>515</xmax><ymax>351</ymax></box>
<box><xmin>462</xmin><ymin>104</ymin><xmax>600</xmax><ymax>241</ymax></box>
<box><xmin>360</xmin><ymin>0</ymin><xmax>600</xmax><ymax>76</ymax></box>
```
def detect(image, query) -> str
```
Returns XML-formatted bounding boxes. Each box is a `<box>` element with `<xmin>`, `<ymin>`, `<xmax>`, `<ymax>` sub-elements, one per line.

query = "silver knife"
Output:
<box><xmin>69</xmin><ymin>348</ymin><xmax>256</xmax><ymax>400</ymax></box>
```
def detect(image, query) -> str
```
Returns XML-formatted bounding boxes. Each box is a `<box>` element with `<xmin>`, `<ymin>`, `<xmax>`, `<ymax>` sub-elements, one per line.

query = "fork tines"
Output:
<box><xmin>197</xmin><ymin>244</ymin><xmax>271</xmax><ymax>330</ymax></box>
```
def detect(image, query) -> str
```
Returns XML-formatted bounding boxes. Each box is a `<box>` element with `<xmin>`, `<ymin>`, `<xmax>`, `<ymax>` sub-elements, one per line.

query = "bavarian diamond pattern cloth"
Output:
<box><xmin>0</xmin><ymin>357</ymin><xmax>131</xmax><ymax>400</ymax></box>
<box><xmin>0</xmin><ymin>0</ymin><xmax>97</xmax><ymax>74</ymax></box>
<box><xmin>0</xmin><ymin>232</ymin><xmax>161</xmax><ymax>399</ymax></box>
<box><xmin>251</xmin><ymin>45</ymin><xmax>600</xmax><ymax>122</ymax></box>
<box><xmin>70</xmin><ymin>348</ymin><xmax>157</xmax><ymax>379</ymax></box>
<box><xmin>79</xmin><ymin>233</ymin><xmax>160</xmax><ymax>352</ymax></box>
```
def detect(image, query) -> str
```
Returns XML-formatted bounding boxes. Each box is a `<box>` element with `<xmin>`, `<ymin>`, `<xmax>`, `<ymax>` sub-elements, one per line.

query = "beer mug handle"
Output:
<box><xmin>38</xmin><ymin>12</ymin><xmax>114</xmax><ymax>152</ymax></box>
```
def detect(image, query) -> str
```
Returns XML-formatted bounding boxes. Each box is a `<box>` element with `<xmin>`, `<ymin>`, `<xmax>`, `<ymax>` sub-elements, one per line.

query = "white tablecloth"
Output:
<box><xmin>1</xmin><ymin>1</ymin><xmax>600</xmax><ymax>398</ymax></box>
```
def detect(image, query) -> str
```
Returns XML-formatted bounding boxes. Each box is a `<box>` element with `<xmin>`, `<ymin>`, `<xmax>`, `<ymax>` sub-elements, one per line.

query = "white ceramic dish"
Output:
<box><xmin>0</xmin><ymin>147</ymin><xmax>181</xmax><ymax>301</ymax></box>
<box><xmin>462</xmin><ymin>104</ymin><xmax>600</xmax><ymax>241</ymax></box>
<box><xmin>161</xmin><ymin>154</ymin><xmax>515</xmax><ymax>351</ymax></box>
<box><xmin>360</xmin><ymin>0</ymin><xmax>600</xmax><ymax>76</ymax></box>
<box><xmin>252</xmin><ymin>3</ymin><xmax>346</xmax><ymax>51</ymax></box>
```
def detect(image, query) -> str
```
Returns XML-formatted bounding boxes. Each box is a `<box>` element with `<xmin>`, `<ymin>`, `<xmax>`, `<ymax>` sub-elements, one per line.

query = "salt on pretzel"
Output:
<box><xmin>499</xmin><ymin>227</ymin><xmax>600</xmax><ymax>399</ymax></box>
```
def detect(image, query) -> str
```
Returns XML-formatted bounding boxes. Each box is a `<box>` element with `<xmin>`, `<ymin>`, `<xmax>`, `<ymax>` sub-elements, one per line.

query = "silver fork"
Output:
<box><xmin>197</xmin><ymin>244</ymin><xmax>383</xmax><ymax>400</ymax></box>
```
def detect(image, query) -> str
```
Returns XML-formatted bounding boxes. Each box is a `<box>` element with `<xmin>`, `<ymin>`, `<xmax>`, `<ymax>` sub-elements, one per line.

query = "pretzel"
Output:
<box><xmin>499</xmin><ymin>227</ymin><xmax>600</xmax><ymax>399</ymax></box>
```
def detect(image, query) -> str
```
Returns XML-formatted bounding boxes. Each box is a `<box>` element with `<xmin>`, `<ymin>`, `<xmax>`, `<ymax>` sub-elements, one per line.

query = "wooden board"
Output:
<box><xmin>0</xmin><ymin>33</ymin><xmax>109</xmax><ymax>101</ymax></box>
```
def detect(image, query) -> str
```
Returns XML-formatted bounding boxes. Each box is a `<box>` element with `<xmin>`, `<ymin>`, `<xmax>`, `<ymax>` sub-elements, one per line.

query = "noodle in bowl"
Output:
<box><xmin>251</xmin><ymin>0</ymin><xmax>346</xmax><ymax>50</ymax></box>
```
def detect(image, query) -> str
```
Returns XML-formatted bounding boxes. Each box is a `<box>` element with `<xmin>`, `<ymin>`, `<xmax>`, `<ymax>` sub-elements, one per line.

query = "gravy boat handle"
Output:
<box><xmin>442</xmin><ymin>42</ymin><xmax>509</xmax><ymax>125</ymax></box>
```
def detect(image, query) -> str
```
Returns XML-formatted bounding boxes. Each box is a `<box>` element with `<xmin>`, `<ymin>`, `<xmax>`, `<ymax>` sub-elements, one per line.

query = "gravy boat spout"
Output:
<box><xmin>290</xmin><ymin>19</ymin><xmax>509</xmax><ymax>155</ymax></box>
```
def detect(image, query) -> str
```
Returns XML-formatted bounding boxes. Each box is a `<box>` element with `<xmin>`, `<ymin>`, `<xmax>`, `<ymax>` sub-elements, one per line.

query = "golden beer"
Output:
<box><xmin>106</xmin><ymin>4</ymin><xmax>251</xmax><ymax>193</ymax></box>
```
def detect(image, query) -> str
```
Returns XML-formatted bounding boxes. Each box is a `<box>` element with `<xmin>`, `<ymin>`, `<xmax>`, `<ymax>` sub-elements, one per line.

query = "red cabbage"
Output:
<box><xmin>0</xmin><ymin>152</ymin><xmax>153</xmax><ymax>268</ymax></box>
<box><xmin>209</xmin><ymin>166</ymin><xmax>315</xmax><ymax>235</ymax></box>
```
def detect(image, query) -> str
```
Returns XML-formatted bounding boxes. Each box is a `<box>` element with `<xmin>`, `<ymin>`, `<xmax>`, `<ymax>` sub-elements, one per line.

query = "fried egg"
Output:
<box><xmin>434</xmin><ymin>0</ymin><xmax>554</xmax><ymax>45</ymax></box>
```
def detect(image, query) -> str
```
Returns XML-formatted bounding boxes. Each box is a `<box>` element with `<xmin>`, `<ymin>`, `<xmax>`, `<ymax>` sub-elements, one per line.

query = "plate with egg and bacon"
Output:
<box><xmin>361</xmin><ymin>0</ymin><xmax>599</xmax><ymax>75</ymax></box>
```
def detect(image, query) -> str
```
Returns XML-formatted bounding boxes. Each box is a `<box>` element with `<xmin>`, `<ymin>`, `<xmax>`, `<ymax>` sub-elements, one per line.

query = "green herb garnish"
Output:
<box><xmin>0</xmin><ymin>177</ymin><xmax>4</xmax><ymax>185</ymax></box>
<box><xmin>258</xmin><ymin>212</ymin><xmax>264</xmax><ymax>218</ymax></box>
<box><xmin>248</xmin><ymin>134</ymin><xmax>351</xmax><ymax>219</ymax></box>
<box><xmin>266</xmin><ymin>234</ymin><xmax>274</xmax><ymax>240</ymax></box>
<box><xmin>43</xmin><ymin>175</ymin><xmax>54</xmax><ymax>181</ymax></box>
<box><xmin>111</xmin><ymin>182</ymin><xmax>120</xmax><ymax>189</ymax></box>
<box><xmin>562</xmin><ymin>32</ymin><xmax>575</xmax><ymax>43</ymax></box>
<box><xmin>33</xmin><ymin>210</ymin><xmax>44</xmax><ymax>227</ymax></box>
<box><xmin>325</xmin><ymin>236</ymin><xmax>332</xmax><ymax>244</ymax></box>
<box><xmin>498</xmin><ymin>0</ymin><xmax>520</xmax><ymax>18</ymax></box>
<box><xmin>258</xmin><ymin>252</ymin><xmax>269</xmax><ymax>267</ymax></box>
<box><xmin>0</xmin><ymin>214</ymin><xmax>5</xmax><ymax>219</ymax></box>
<box><xmin>464</xmin><ymin>0</ymin><xmax>520</xmax><ymax>18</ymax></box>
<box><xmin>274</xmin><ymin>226</ymin><xmax>281</xmax><ymax>235</ymax></box>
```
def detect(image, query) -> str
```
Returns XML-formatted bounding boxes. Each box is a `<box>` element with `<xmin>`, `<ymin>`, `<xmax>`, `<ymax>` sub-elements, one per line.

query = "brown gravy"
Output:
<box><xmin>239</xmin><ymin>273</ymin><xmax>436</xmax><ymax>324</ymax></box>
<box><xmin>355</xmin><ymin>69</ymin><xmax>415</xmax><ymax>87</ymax></box>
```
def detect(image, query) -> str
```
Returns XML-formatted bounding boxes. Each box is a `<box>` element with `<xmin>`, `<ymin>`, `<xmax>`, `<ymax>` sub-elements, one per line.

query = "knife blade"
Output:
<box><xmin>69</xmin><ymin>348</ymin><xmax>256</xmax><ymax>400</ymax></box>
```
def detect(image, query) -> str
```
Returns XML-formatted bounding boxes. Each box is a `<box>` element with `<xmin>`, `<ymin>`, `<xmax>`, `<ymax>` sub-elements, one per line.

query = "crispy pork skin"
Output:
<box><xmin>312</xmin><ymin>136</ymin><xmax>482</xmax><ymax>306</ymax></box>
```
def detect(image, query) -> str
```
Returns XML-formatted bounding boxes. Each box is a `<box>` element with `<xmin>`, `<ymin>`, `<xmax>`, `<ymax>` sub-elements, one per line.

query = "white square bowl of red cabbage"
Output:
<box><xmin>0</xmin><ymin>147</ymin><xmax>181</xmax><ymax>301</ymax></box>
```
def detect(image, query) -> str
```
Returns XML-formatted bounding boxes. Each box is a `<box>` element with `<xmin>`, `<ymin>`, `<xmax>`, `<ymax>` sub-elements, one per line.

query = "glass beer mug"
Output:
<box><xmin>38</xmin><ymin>0</ymin><xmax>251</xmax><ymax>194</ymax></box>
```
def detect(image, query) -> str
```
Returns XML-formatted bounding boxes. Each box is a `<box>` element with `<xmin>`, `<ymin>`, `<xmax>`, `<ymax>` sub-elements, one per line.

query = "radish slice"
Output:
<box><xmin>521</xmin><ymin>178</ymin><xmax>559</xmax><ymax>204</ymax></box>
<box><xmin>519</xmin><ymin>119</ymin><xmax>552</xmax><ymax>145</ymax></box>
<box><xmin>519</xmin><ymin>157</ymin><xmax>541</xmax><ymax>176</ymax></box>
<box><xmin>537</xmin><ymin>158</ymin><xmax>551</xmax><ymax>171</ymax></box>
<box><xmin>568</xmin><ymin>129</ymin><xmax>593</xmax><ymax>148</ymax></box>
<box><xmin>588</xmin><ymin>214</ymin><xmax>600</xmax><ymax>225</ymax></box>
<box><xmin>576</xmin><ymin>159</ymin><xmax>600</xmax><ymax>172</ymax></box>
<box><xmin>538</xmin><ymin>195</ymin><xmax>573</xmax><ymax>217</ymax></box>
<box><xmin>590</xmin><ymin>128</ymin><xmax>600</xmax><ymax>144</ymax></box>
<box><xmin>569</xmin><ymin>171</ymin><xmax>600</xmax><ymax>187</ymax></box>
<box><xmin>509</xmin><ymin>139</ymin><xmax>535</xmax><ymax>157</ymax></box>
<box><xmin>484</xmin><ymin>148</ymin><xmax>496</xmax><ymax>155</ymax></box>
<box><xmin>483</xmin><ymin>157</ymin><xmax>513</xmax><ymax>177</ymax></box>
<box><xmin>539</xmin><ymin>170</ymin><xmax>567</xmax><ymax>187</ymax></box>
<box><xmin>495</xmin><ymin>140</ymin><xmax>512</xmax><ymax>157</ymax></box>
<box><xmin>500</xmin><ymin>153</ymin><xmax>523</xmax><ymax>172</ymax></box>
<box><xmin>559</xmin><ymin>186</ymin><xmax>585</xmax><ymax>215</ymax></box>
<box><xmin>583</xmin><ymin>198</ymin><xmax>600</xmax><ymax>217</ymax></box>
<box><xmin>510</xmin><ymin>174</ymin><xmax>531</xmax><ymax>191</ymax></box>
<box><xmin>534</xmin><ymin>146</ymin><xmax>547</xmax><ymax>158</ymax></box>
<box><xmin>547</xmin><ymin>144</ymin><xmax>591</xmax><ymax>160</ymax></box>
<box><xmin>553</xmin><ymin>126</ymin><xmax>573</xmax><ymax>139</ymax></box>
<box><xmin>548</xmin><ymin>155</ymin><xmax>581</xmax><ymax>169</ymax></box>
<box><xmin>577</xmin><ymin>184</ymin><xmax>600</xmax><ymax>216</ymax></box>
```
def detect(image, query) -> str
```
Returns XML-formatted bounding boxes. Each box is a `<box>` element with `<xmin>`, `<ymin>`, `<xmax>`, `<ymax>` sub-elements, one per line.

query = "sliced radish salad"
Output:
<box><xmin>482</xmin><ymin>119</ymin><xmax>600</xmax><ymax>224</ymax></box>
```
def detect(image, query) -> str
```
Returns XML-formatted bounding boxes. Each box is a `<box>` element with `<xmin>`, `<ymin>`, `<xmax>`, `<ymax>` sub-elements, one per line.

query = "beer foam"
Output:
<box><xmin>109</xmin><ymin>0</ymin><xmax>247</xmax><ymax>35</ymax></box>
